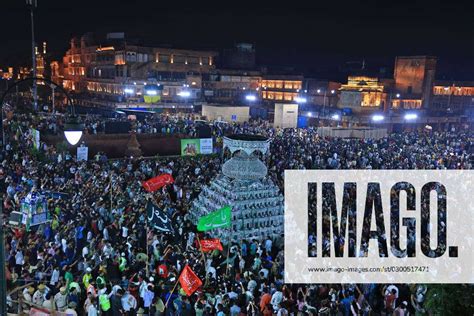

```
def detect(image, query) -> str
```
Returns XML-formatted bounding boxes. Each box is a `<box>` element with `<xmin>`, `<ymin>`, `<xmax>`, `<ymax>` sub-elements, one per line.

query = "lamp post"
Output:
<box><xmin>26</xmin><ymin>0</ymin><xmax>38</xmax><ymax>111</ymax></box>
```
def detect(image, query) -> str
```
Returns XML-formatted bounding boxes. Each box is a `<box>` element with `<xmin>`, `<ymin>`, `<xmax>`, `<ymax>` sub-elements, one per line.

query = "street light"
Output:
<box><xmin>372</xmin><ymin>114</ymin><xmax>384</xmax><ymax>122</ymax></box>
<box><xmin>64</xmin><ymin>116</ymin><xmax>84</xmax><ymax>146</ymax></box>
<box><xmin>295</xmin><ymin>97</ymin><xmax>307</xmax><ymax>103</ymax></box>
<box><xmin>27</xmin><ymin>0</ymin><xmax>38</xmax><ymax>111</ymax></box>
<box><xmin>245</xmin><ymin>95</ymin><xmax>257</xmax><ymax>102</ymax></box>
<box><xmin>404</xmin><ymin>113</ymin><xmax>418</xmax><ymax>120</ymax></box>
<box><xmin>178</xmin><ymin>91</ymin><xmax>191</xmax><ymax>97</ymax></box>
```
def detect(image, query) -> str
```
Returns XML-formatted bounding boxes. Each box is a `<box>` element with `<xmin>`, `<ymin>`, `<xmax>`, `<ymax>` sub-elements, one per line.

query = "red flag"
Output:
<box><xmin>178</xmin><ymin>265</ymin><xmax>202</xmax><ymax>296</ymax></box>
<box><xmin>198</xmin><ymin>238</ymin><xmax>223</xmax><ymax>252</ymax></box>
<box><xmin>142</xmin><ymin>174</ymin><xmax>174</xmax><ymax>192</ymax></box>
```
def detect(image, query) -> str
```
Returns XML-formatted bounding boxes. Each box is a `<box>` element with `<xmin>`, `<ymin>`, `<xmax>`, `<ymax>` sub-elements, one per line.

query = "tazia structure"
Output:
<box><xmin>190</xmin><ymin>134</ymin><xmax>284</xmax><ymax>242</ymax></box>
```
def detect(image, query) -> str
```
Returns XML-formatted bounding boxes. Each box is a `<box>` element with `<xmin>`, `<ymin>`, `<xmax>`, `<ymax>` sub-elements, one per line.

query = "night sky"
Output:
<box><xmin>2</xmin><ymin>0</ymin><xmax>473</xmax><ymax>81</ymax></box>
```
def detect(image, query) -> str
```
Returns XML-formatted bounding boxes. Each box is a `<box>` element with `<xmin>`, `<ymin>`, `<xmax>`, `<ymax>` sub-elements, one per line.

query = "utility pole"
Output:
<box><xmin>27</xmin><ymin>0</ymin><xmax>38</xmax><ymax>111</ymax></box>
<box><xmin>0</xmin><ymin>197</ymin><xmax>7</xmax><ymax>316</ymax></box>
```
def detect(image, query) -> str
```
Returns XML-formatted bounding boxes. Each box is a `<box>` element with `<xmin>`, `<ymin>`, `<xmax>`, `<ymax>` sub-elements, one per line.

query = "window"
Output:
<box><xmin>174</xmin><ymin>55</ymin><xmax>186</xmax><ymax>63</ymax></box>
<box><xmin>160</xmin><ymin>54</ymin><xmax>170</xmax><ymax>63</ymax></box>
<box><xmin>188</xmin><ymin>57</ymin><xmax>199</xmax><ymax>65</ymax></box>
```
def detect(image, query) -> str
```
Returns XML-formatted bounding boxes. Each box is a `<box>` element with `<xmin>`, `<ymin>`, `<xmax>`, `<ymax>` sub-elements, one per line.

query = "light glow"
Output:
<box><xmin>124</xmin><ymin>88</ymin><xmax>134</xmax><ymax>94</ymax></box>
<box><xmin>404</xmin><ymin>113</ymin><xmax>418</xmax><ymax>120</ymax></box>
<box><xmin>245</xmin><ymin>95</ymin><xmax>257</xmax><ymax>101</ymax></box>
<box><xmin>178</xmin><ymin>91</ymin><xmax>191</xmax><ymax>97</ymax></box>
<box><xmin>331</xmin><ymin>114</ymin><xmax>340</xmax><ymax>120</ymax></box>
<box><xmin>295</xmin><ymin>97</ymin><xmax>307</xmax><ymax>103</ymax></box>
<box><xmin>64</xmin><ymin>131</ymin><xmax>83</xmax><ymax>146</ymax></box>
<box><xmin>372</xmin><ymin>114</ymin><xmax>384</xmax><ymax>122</ymax></box>
<box><xmin>146</xmin><ymin>90</ymin><xmax>157</xmax><ymax>96</ymax></box>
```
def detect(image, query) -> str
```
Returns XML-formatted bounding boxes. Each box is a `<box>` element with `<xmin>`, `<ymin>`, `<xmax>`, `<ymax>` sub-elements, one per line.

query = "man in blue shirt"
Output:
<box><xmin>341</xmin><ymin>290</ymin><xmax>355</xmax><ymax>316</ymax></box>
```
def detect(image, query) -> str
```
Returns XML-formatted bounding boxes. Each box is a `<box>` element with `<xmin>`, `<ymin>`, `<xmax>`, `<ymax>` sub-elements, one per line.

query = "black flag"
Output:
<box><xmin>146</xmin><ymin>201</ymin><xmax>174</xmax><ymax>233</ymax></box>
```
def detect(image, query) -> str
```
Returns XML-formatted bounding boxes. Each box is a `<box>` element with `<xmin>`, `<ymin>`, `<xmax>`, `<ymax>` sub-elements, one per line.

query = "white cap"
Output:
<box><xmin>86</xmin><ymin>268</ymin><xmax>92</xmax><ymax>272</ymax></box>
<box><xmin>149</xmin><ymin>277</ymin><xmax>154</xmax><ymax>282</ymax></box>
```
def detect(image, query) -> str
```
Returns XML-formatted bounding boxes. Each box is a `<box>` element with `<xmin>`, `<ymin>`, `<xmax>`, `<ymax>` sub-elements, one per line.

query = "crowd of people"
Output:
<box><xmin>1</xmin><ymin>112</ymin><xmax>472</xmax><ymax>315</ymax></box>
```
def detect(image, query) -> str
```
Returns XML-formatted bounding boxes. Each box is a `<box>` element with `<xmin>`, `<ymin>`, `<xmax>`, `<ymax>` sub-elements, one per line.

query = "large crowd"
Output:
<box><xmin>1</xmin><ymin>112</ymin><xmax>472</xmax><ymax>315</ymax></box>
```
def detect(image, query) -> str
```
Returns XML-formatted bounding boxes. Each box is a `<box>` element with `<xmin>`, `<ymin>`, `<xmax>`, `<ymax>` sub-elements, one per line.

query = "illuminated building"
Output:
<box><xmin>261</xmin><ymin>75</ymin><xmax>303</xmax><ymax>102</ymax></box>
<box><xmin>338</xmin><ymin>76</ymin><xmax>386</xmax><ymax>112</ymax></box>
<box><xmin>202</xmin><ymin>69</ymin><xmax>261</xmax><ymax>104</ymax></box>
<box><xmin>55</xmin><ymin>32</ymin><xmax>218</xmax><ymax>104</ymax></box>
<box><xmin>60</xmin><ymin>33</ymin><xmax>97</xmax><ymax>91</ymax></box>
<box><xmin>0</xmin><ymin>67</ymin><xmax>14</xmax><ymax>80</ymax></box>
<box><xmin>393</xmin><ymin>56</ymin><xmax>437</xmax><ymax>109</ymax></box>
<box><xmin>431</xmin><ymin>81</ymin><xmax>474</xmax><ymax>114</ymax></box>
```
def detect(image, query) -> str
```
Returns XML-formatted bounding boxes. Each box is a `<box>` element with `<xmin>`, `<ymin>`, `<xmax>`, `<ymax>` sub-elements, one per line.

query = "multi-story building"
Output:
<box><xmin>58</xmin><ymin>33</ymin><xmax>98</xmax><ymax>91</ymax></box>
<box><xmin>431</xmin><ymin>81</ymin><xmax>474</xmax><ymax>114</ymax></box>
<box><xmin>338</xmin><ymin>76</ymin><xmax>387</xmax><ymax>113</ymax></box>
<box><xmin>393</xmin><ymin>56</ymin><xmax>437</xmax><ymax>109</ymax></box>
<box><xmin>260</xmin><ymin>75</ymin><xmax>303</xmax><ymax>103</ymax></box>
<box><xmin>53</xmin><ymin>33</ymin><xmax>218</xmax><ymax>105</ymax></box>
<box><xmin>202</xmin><ymin>69</ymin><xmax>261</xmax><ymax>104</ymax></box>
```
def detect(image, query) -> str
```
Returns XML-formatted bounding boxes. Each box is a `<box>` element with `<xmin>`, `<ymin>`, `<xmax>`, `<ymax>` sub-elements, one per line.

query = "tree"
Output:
<box><xmin>424</xmin><ymin>284</ymin><xmax>474</xmax><ymax>315</ymax></box>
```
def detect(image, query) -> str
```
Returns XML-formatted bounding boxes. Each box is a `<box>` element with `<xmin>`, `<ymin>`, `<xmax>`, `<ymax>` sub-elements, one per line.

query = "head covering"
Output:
<box><xmin>60</xmin><ymin>287</ymin><xmax>67</xmax><ymax>294</ymax></box>
<box><xmin>38</xmin><ymin>284</ymin><xmax>46</xmax><ymax>291</ymax></box>
<box><xmin>86</xmin><ymin>267</ymin><xmax>92</xmax><ymax>273</ymax></box>
<box><xmin>28</xmin><ymin>286</ymin><xmax>35</xmax><ymax>294</ymax></box>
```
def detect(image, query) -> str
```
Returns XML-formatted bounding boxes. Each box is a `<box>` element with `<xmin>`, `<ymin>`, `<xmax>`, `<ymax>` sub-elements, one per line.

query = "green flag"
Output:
<box><xmin>197</xmin><ymin>205</ymin><xmax>232</xmax><ymax>231</ymax></box>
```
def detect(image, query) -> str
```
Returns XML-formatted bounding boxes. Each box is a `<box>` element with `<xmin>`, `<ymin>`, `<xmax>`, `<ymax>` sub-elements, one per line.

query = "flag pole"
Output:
<box><xmin>164</xmin><ymin>277</ymin><xmax>180</xmax><ymax>308</ymax></box>
<box><xmin>109</xmin><ymin>172</ymin><xmax>113</xmax><ymax>212</ymax></box>
<box><xmin>196</xmin><ymin>234</ymin><xmax>207</xmax><ymax>267</ymax></box>
<box><xmin>225</xmin><ymin>227</ymin><xmax>231</xmax><ymax>277</ymax></box>
<box><xmin>146</xmin><ymin>220</ymin><xmax>149</xmax><ymax>278</ymax></box>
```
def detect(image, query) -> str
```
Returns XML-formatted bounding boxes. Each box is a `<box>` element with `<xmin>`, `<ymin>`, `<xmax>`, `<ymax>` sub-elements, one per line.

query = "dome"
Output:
<box><xmin>222</xmin><ymin>152</ymin><xmax>267</xmax><ymax>180</ymax></box>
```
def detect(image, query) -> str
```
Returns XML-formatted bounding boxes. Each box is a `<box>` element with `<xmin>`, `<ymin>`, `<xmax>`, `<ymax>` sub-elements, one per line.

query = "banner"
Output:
<box><xmin>142</xmin><ymin>174</ymin><xmax>174</xmax><ymax>192</ymax></box>
<box><xmin>146</xmin><ymin>201</ymin><xmax>174</xmax><ymax>233</ymax></box>
<box><xmin>180</xmin><ymin>138</ymin><xmax>213</xmax><ymax>156</ymax></box>
<box><xmin>181</xmin><ymin>139</ymin><xmax>200</xmax><ymax>156</ymax></box>
<box><xmin>30</xmin><ymin>128</ymin><xmax>40</xmax><ymax>149</ymax></box>
<box><xmin>144</xmin><ymin>95</ymin><xmax>161</xmax><ymax>103</ymax></box>
<box><xmin>77</xmin><ymin>146</ymin><xmax>88</xmax><ymax>161</ymax></box>
<box><xmin>199</xmin><ymin>238</ymin><xmax>223</xmax><ymax>252</ymax></box>
<box><xmin>199</xmin><ymin>138</ymin><xmax>213</xmax><ymax>154</ymax></box>
<box><xmin>178</xmin><ymin>265</ymin><xmax>202</xmax><ymax>296</ymax></box>
<box><xmin>21</xmin><ymin>192</ymin><xmax>49</xmax><ymax>230</ymax></box>
<box><xmin>197</xmin><ymin>205</ymin><xmax>232</xmax><ymax>232</ymax></box>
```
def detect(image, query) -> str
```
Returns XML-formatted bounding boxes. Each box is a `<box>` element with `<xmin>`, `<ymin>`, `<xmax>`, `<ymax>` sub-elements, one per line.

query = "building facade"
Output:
<box><xmin>261</xmin><ymin>75</ymin><xmax>303</xmax><ymax>103</ymax></box>
<box><xmin>393</xmin><ymin>56</ymin><xmax>437</xmax><ymax>109</ymax></box>
<box><xmin>431</xmin><ymin>81</ymin><xmax>474</xmax><ymax>114</ymax></box>
<box><xmin>53</xmin><ymin>33</ymin><xmax>218</xmax><ymax>104</ymax></box>
<box><xmin>338</xmin><ymin>76</ymin><xmax>386</xmax><ymax>113</ymax></box>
